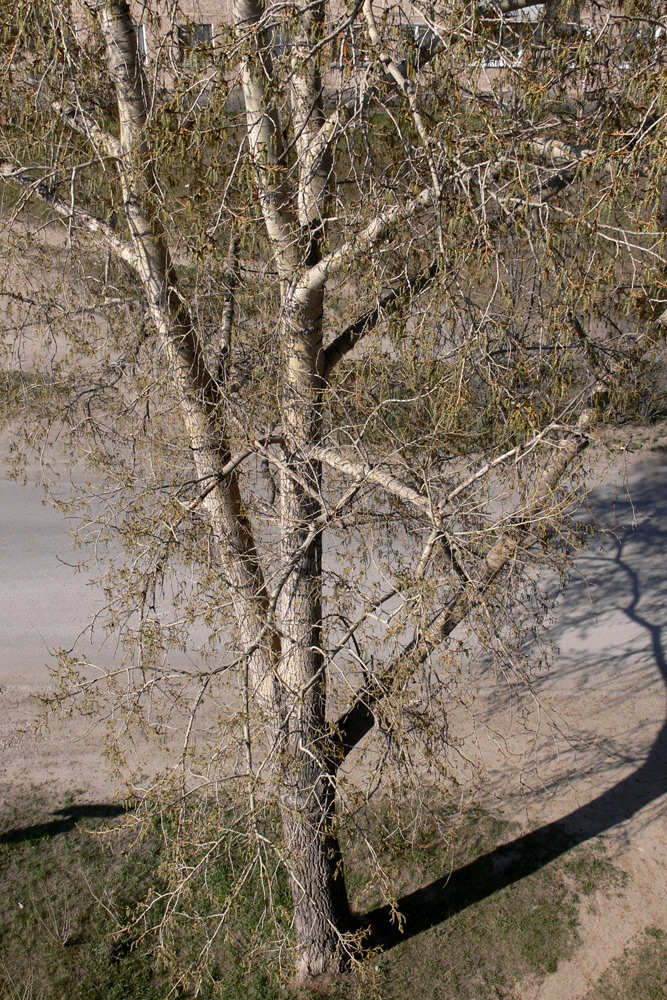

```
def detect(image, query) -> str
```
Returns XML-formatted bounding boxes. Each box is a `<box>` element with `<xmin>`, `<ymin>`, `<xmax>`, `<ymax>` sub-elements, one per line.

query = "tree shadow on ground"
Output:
<box><xmin>363</xmin><ymin>454</ymin><xmax>667</xmax><ymax>950</ymax></box>
<box><xmin>0</xmin><ymin>803</ymin><xmax>129</xmax><ymax>845</ymax></box>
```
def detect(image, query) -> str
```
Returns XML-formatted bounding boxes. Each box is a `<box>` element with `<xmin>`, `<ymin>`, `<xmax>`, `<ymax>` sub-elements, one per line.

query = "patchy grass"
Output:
<box><xmin>582</xmin><ymin>926</ymin><xmax>667</xmax><ymax>1000</ymax></box>
<box><xmin>581</xmin><ymin>926</ymin><xmax>667</xmax><ymax>1000</ymax></box>
<box><xmin>0</xmin><ymin>794</ymin><xmax>625</xmax><ymax>1000</ymax></box>
<box><xmin>343</xmin><ymin>806</ymin><xmax>623</xmax><ymax>1000</ymax></box>
<box><xmin>0</xmin><ymin>796</ymin><xmax>163</xmax><ymax>1000</ymax></box>
<box><xmin>563</xmin><ymin>837</ymin><xmax>626</xmax><ymax>897</ymax></box>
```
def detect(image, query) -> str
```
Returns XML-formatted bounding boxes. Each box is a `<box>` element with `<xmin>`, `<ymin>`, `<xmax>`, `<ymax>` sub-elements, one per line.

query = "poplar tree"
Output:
<box><xmin>1</xmin><ymin>0</ymin><xmax>665</xmax><ymax>985</ymax></box>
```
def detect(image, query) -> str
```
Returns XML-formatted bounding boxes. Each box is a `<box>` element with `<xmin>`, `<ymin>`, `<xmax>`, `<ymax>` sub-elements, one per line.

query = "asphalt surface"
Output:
<box><xmin>0</xmin><ymin>477</ymin><xmax>104</xmax><ymax>685</ymax></box>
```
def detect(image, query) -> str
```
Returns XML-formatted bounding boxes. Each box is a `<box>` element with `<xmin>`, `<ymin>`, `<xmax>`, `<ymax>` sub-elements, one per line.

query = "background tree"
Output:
<box><xmin>0</xmin><ymin>0</ymin><xmax>665</xmax><ymax>987</ymax></box>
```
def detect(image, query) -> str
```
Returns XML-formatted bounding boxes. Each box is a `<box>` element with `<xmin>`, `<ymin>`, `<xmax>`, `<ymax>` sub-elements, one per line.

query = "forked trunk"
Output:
<box><xmin>233</xmin><ymin>0</ymin><xmax>351</xmax><ymax>969</ymax></box>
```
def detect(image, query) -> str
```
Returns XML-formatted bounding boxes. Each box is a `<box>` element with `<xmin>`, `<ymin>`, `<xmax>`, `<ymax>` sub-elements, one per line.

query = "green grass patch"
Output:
<box><xmin>0</xmin><ymin>794</ymin><xmax>625</xmax><ymax>1000</ymax></box>
<box><xmin>0</xmin><ymin>797</ymin><xmax>163</xmax><ymax>1000</ymax></box>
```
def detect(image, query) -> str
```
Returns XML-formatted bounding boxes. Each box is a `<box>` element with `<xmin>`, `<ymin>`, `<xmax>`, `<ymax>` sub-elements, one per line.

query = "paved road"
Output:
<box><xmin>0</xmin><ymin>477</ymin><xmax>104</xmax><ymax>685</ymax></box>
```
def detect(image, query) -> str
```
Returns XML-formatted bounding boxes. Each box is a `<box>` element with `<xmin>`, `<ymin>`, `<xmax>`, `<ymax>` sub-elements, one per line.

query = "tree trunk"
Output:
<box><xmin>280</xmin><ymin>762</ymin><xmax>351</xmax><ymax>981</ymax></box>
<box><xmin>276</xmin><ymin>286</ymin><xmax>351</xmax><ymax>980</ymax></box>
<box><xmin>234</xmin><ymin>0</ymin><xmax>352</xmax><ymax>972</ymax></box>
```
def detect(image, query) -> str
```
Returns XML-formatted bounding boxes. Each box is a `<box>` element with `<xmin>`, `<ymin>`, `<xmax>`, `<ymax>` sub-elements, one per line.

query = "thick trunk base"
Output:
<box><xmin>280</xmin><ymin>774</ymin><xmax>352</xmax><ymax>985</ymax></box>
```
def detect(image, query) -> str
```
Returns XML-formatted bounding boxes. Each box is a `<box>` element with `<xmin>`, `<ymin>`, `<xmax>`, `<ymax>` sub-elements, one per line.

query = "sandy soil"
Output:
<box><xmin>459</xmin><ymin>433</ymin><xmax>667</xmax><ymax>998</ymax></box>
<box><xmin>1</xmin><ymin>430</ymin><xmax>666</xmax><ymax>998</ymax></box>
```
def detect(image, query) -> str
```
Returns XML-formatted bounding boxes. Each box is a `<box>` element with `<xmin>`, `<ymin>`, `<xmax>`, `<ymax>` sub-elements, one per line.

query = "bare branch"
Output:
<box><xmin>311</xmin><ymin>445</ymin><xmax>432</xmax><ymax>517</ymax></box>
<box><xmin>216</xmin><ymin>232</ymin><xmax>240</xmax><ymax>380</ymax></box>
<box><xmin>330</xmin><ymin>410</ymin><xmax>595</xmax><ymax>763</ymax></box>
<box><xmin>233</xmin><ymin>0</ymin><xmax>295</xmax><ymax>272</ymax></box>
<box><xmin>53</xmin><ymin>100</ymin><xmax>121</xmax><ymax>159</ymax></box>
<box><xmin>527</xmin><ymin>139</ymin><xmax>596</xmax><ymax>167</ymax></box>
<box><xmin>302</xmin><ymin>187</ymin><xmax>435</xmax><ymax>292</ymax></box>
<box><xmin>0</xmin><ymin>162</ymin><xmax>136</xmax><ymax>266</ymax></box>
<box><xmin>478</xmin><ymin>0</ymin><xmax>555</xmax><ymax>14</ymax></box>
<box><xmin>322</xmin><ymin>260</ymin><xmax>439</xmax><ymax>375</ymax></box>
<box><xmin>362</xmin><ymin>0</ymin><xmax>443</xmax><ymax>251</ymax></box>
<box><xmin>313</xmin><ymin>418</ymin><xmax>565</xmax><ymax>519</ymax></box>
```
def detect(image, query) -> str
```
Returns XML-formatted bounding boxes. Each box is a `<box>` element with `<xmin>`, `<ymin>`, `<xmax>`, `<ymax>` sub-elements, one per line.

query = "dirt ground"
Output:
<box><xmin>1</xmin><ymin>427</ymin><xmax>666</xmax><ymax>999</ymax></box>
<box><xmin>452</xmin><ymin>427</ymin><xmax>667</xmax><ymax>999</ymax></box>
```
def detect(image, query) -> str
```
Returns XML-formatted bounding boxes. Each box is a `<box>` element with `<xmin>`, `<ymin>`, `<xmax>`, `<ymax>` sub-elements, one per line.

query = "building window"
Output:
<box><xmin>399</xmin><ymin>24</ymin><xmax>439</xmax><ymax>73</ymax></box>
<box><xmin>176</xmin><ymin>22</ymin><xmax>214</xmax><ymax>66</ymax></box>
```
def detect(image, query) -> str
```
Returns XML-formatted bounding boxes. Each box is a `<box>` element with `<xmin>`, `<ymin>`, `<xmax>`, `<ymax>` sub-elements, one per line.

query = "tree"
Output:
<box><xmin>0</xmin><ymin>0</ymin><xmax>665</xmax><ymax>987</ymax></box>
